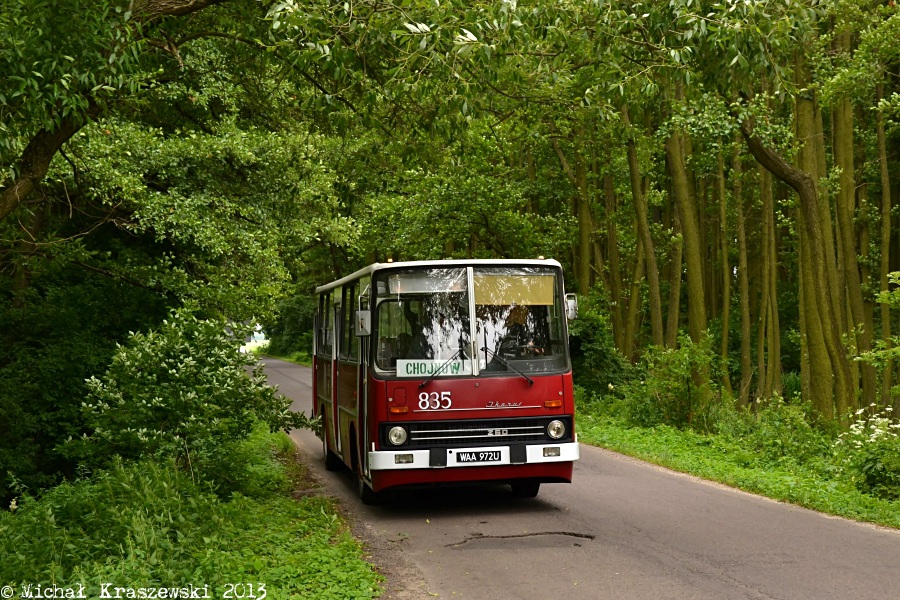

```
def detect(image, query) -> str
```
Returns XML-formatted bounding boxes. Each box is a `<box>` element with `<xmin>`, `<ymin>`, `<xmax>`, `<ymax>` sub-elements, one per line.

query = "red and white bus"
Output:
<box><xmin>312</xmin><ymin>259</ymin><xmax>579</xmax><ymax>503</ymax></box>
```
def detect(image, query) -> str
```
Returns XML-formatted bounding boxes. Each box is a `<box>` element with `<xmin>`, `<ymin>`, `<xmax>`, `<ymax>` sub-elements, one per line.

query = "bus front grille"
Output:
<box><xmin>388</xmin><ymin>417</ymin><xmax>572</xmax><ymax>448</ymax></box>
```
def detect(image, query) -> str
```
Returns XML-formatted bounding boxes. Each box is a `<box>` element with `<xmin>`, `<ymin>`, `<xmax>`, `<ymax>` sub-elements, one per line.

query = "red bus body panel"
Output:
<box><xmin>364</xmin><ymin>371</ymin><xmax>576</xmax><ymax>492</ymax></box>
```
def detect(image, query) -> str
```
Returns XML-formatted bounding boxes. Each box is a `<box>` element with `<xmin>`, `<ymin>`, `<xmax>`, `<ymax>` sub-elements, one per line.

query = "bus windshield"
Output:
<box><xmin>373</xmin><ymin>266</ymin><xmax>567</xmax><ymax>377</ymax></box>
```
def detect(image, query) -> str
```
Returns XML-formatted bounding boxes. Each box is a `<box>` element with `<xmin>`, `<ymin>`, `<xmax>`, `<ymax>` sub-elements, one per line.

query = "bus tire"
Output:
<box><xmin>321</xmin><ymin>414</ymin><xmax>341</xmax><ymax>471</ymax></box>
<box><xmin>351</xmin><ymin>430</ymin><xmax>380</xmax><ymax>505</ymax></box>
<box><xmin>323</xmin><ymin>444</ymin><xmax>341</xmax><ymax>471</ymax></box>
<box><xmin>510</xmin><ymin>481</ymin><xmax>540</xmax><ymax>498</ymax></box>
<box><xmin>357</xmin><ymin>476</ymin><xmax>380</xmax><ymax>505</ymax></box>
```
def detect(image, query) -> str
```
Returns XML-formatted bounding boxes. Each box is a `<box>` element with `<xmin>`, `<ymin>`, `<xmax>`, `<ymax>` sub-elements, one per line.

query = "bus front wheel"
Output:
<box><xmin>351</xmin><ymin>433</ymin><xmax>380</xmax><ymax>505</ymax></box>
<box><xmin>322</xmin><ymin>438</ymin><xmax>341</xmax><ymax>471</ymax></box>
<box><xmin>510</xmin><ymin>481</ymin><xmax>540</xmax><ymax>498</ymax></box>
<box><xmin>357</xmin><ymin>476</ymin><xmax>380</xmax><ymax>505</ymax></box>
<box><xmin>321</xmin><ymin>414</ymin><xmax>341</xmax><ymax>471</ymax></box>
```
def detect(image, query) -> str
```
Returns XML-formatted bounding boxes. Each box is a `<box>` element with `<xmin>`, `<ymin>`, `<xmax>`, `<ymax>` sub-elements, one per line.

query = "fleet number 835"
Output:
<box><xmin>418</xmin><ymin>391</ymin><xmax>452</xmax><ymax>410</ymax></box>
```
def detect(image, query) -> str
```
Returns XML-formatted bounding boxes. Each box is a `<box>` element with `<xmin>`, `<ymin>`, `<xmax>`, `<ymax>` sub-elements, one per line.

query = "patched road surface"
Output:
<box><xmin>262</xmin><ymin>357</ymin><xmax>899</xmax><ymax>600</ymax></box>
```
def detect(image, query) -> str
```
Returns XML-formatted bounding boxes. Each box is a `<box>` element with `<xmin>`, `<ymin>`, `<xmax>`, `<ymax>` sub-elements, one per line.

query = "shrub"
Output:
<box><xmin>203</xmin><ymin>423</ymin><xmax>293</xmax><ymax>498</ymax></box>
<box><xmin>621</xmin><ymin>333</ymin><xmax>723</xmax><ymax>432</ymax></box>
<box><xmin>262</xmin><ymin>294</ymin><xmax>316</xmax><ymax>357</ymax></box>
<box><xmin>781</xmin><ymin>371</ymin><xmax>803</xmax><ymax>402</ymax></box>
<box><xmin>0</xmin><ymin>459</ymin><xmax>223</xmax><ymax>583</ymax></box>
<box><xmin>834</xmin><ymin>405</ymin><xmax>900</xmax><ymax>500</ymax></box>
<box><xmin>71</xmin><ymin>310</ymin><xmax>315</xmax><ymax>485</ymax></box>
<box><xmin>0</xmin><ymin>268</ymin><xmax>168</xmax><ymax>499</ymax></box>
<box><xmin>0</xmin><ymin>455</ymin><xmax>381</xmax><ymax>598</ymax></box>
<box><xmin>567</xmin><ymin>293</ymin><xmax>631</xmax><ymax>393</ymax></box>
<box><xmin>716</xmin><ymin>396</ymin><xmax>831</xmax><ymax>467</ymax></box>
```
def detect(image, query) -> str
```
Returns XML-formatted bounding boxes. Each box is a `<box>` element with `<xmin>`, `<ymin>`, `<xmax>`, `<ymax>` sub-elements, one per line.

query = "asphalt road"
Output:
<box><xmin>261</xmin><ymin>357</ymin><xmax>899</xmax><ymax>600</ymax></box>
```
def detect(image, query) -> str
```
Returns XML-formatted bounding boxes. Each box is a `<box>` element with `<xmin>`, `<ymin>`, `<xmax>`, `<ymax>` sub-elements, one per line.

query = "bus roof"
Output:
<box><xmin>314</xmin><ymin>258</ymin><xmax>563</xmax><ymax>294</ymax></box>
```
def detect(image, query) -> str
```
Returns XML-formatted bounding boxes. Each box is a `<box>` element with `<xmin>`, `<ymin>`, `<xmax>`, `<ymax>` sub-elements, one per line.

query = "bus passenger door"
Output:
<box><xmin>357</xmin><ymin>281</ymin><xmax>371</xmax><ymax>480</ymax></box>
<box><xmin>331</xmin><ymin>299</ymin><xmax>342</xmax><ymax>458</ymax></box>
<box><xmin>315</xmin><ymin>292</ymin><xmax>336</xmax><ymax>456</ymax></box>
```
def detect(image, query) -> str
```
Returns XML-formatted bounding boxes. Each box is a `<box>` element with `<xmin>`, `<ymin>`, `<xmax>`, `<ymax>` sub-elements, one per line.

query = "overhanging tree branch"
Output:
<box><xmin>1</xmin><ymin>105</ymin><xmax>101</xmax><ymax>221</ymax></box>
<box><xmin>1</xmin><ymin>0</ymin><xmax>235</xmax><ymax>222</ymax></box>
<box><xmin>130</xmin><ymin>0</ymin><xmax>230</xmax><ymax>23</ymax></box>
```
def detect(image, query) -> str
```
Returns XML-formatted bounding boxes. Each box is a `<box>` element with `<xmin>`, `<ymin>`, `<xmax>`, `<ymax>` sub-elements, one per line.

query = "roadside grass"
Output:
<box><xmin>257</xmin><ymin>344</ymin><xmax>312</xmax><ymax>367</ymax></box>
<box><xmin>0</xmin><ymin>427</ymin><xmax>381</xmax><ymax>599</ymax></box>
<box><xmin>577</xmin><ymin>409</ymin><xmax>900</xmax><ymax>530</ymax></box>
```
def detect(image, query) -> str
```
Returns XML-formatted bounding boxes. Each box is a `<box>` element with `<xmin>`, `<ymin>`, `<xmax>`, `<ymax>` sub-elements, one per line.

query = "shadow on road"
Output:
<box><xmin>326</xmin><ymin>465</ymin><xmax>562</xmax><ymax>518</ymax></box>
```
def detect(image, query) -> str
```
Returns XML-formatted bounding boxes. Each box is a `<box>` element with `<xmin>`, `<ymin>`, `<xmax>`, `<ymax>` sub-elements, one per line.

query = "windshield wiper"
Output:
<box><xmin>418</xmin><ymin>348</ymin><xmax>463</xmax><ymax>389</ymax></box>
<box><xmin>480</xmin><ymin>346</ymin><xmax>534</xmax><ymax>385</ymax></box>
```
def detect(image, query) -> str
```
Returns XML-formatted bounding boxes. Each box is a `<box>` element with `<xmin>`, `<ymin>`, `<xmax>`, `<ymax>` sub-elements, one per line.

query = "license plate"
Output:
<box><xmin>455</xmin><ymin>450</ymin><xmax>502</xmax><ymax>463</ymax></box>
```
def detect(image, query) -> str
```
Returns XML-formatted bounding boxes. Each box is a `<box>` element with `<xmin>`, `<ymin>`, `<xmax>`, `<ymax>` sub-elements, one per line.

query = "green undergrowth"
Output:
<box><xmin>259</xmin><ymin>345</ymin><xmax>312</xmax><ymax>367</ymax></box>
<box><xmin>577</xmin><ymin>409</ymin><xmax>900</xmax><ymax>529</ymax></box>
<box><xmin>0</xmin><ymin>428</ymin><xmax>381</xmax><ymax>599</ymax></box>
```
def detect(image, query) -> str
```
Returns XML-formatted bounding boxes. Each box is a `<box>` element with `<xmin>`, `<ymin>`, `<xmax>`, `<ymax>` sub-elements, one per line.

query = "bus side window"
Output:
<box><xmin>340</xmin><ymin>283</ymin><xmax>358</xmax><ymax>361</ymax></box>
<box><xmin>317</xmin><ymin>292</ymin><xmax>334</xmax><ymax>357</ymax></box>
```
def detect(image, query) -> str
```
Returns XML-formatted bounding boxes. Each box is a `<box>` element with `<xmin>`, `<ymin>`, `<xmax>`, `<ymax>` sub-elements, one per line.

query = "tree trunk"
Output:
<box><xmin>551</xmin><ymin>136</ymin><xmax>592</xmax><ymax>295</ymax></box>
<box><xmin>1</xmin><ymin>112</ymin><xmax>97</xmax><ymax>220</ymax></box>
<box><xmin>814</xmin><ymin>104</ymin><xmax>846</xmax><ymax>336</ymax></box>
<box><xmin>740</xmin><ymin>85</ymin><xmax>851</xmax><ymax>419</ymax></box>
<box><xmin>760</xmin><ymin>162</ymin><xmax>781</xmax><ymax>397</ymax></box>
<box><xmin>624</xmin><ymin>237</ymin><xmax>645</xmax><ymax>362</ymax></box>
<box><xmin>622</xmin><ymin>106</ymin><xmax>664</xmax><ymax>346</ymax></box>
<box><xmin>737</xmin><ymin>178</ymin><xmax>753</xmax><ymax>405</ymax></box>
<box><xmin>667</xmin><ymin>84</ymin><xmax>706</xmax><ymax>351</ymax></box>
<box><xmin>576</xmin><ymin>158</ymin><xmax>593</xmax><ymax>295</ymax></box>
<box><xmin>667</xmin><ymin>128</ymin><xmax>707</xmax><ymax>344</ymax></box>
<box><xmin>718</xmin><ymin>149</ymin><xmax>733</xmax><ymax>396</ymax></box>
<box><xmin>604</xmin><ymin>173</ymin><xmax>626</xmax><ymax>354</ymax></box>
<box><xmin>833</xmin><ymin>29</ymin><xmax>872</xmax><ymax>410</ymax></box>
<box><xmin>755</xmin><ymin>166</ymin><xmax>770</xmax><ymax>401</ymax></box>
<box><xmin>666</xmin><ymin>210</ymin><xmax>684</xmax><ymax>348</ymax></box>
<box><xmin>877</xmin><ymin>85</ymin><xmax>893</xmax><ymax>406</ymax></box>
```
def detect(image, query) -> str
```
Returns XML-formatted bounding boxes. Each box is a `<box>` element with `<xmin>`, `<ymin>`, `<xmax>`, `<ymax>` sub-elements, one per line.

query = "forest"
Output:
<box><xmin>2</xmin><ymin>0</ymin><xmax>900</xmax><ymax>587</ymax></box>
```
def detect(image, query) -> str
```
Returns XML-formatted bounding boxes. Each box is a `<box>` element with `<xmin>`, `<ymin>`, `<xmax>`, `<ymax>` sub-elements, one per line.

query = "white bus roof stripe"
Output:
<box><xmin>314</xmin><ymin>258</ymin><xmax>563</xmax><ymax>294</ymax></box>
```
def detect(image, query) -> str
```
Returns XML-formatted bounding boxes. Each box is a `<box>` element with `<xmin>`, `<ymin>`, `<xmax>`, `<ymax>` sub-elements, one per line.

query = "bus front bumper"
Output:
<box><xmin>368</xmin><ymin>441</ymin><xmax>579</xmax><ymax>471</ymax></box>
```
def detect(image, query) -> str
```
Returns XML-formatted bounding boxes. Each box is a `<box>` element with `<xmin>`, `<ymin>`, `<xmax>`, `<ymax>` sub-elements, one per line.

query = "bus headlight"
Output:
<box><xmin>388</xmin><ymin>426</ymin><xmax>408</xmax><ymax>446</ymax></box>
<box><xmin>547</xmin><ymin>420</ymin><xmax>566</xmax><ymax>440</ymax></box>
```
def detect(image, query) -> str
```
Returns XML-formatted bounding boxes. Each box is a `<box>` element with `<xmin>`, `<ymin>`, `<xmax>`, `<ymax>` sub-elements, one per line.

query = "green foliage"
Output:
<box><xmin>834</xmin><ymin>406</ymin><xmax>900</xmax><ymax>500</ymax></box>
<box><xmin>200</xmin><ymin>423</ymin><xmax>294</xmax><ymax>499</ymax></box>
<box><xmin>263</xmin><ymin>348</ymin><xmax>313</xmax><ymax>368</ymax></box>
<box><xmin>0</xmin><ymin>265</ymin><xmax>169</xmax><ymax>498</ymax></box>
<box><xmin>72</xmin><ymin>309</ymin><xmax>315</xmax><ymax>484</ymax></box>
<box><xmin>568</xmin><ymin>293</ymin><xmax>631</xmax><ymax>393</ymax></box>
<box><xmin>621</xmin><ymin>334</ymin><xmax>722</xmax><ymax>432</ymax></box>
<box><xmin>716</xmin><ymin>397</ymin><xmax>832</xmax><ymax>468</ymax></box>
<box><xmin>0</xmin><ymin>0</ymin><xmax>142</xmax><ymax>164</ymax></box>
<box><xmin>57</xmin><ymin>119</ymin><xmax>331</xmax><ymax>322</ymax></box>
<box><xmin>0</xmin><ymin>443</ymin><xmax>381</xmax><ymax>598</ymax></box>
<box><xmin>862</xmin><ymin>273</ymin><xmax>900</xmax><ymax>377</ymax></box>
<box><xmin>262</xmin><ymin>293</ymin><xmax>316</xmax><ymax>357</ymax></box>
<box><xmin>781</xmin><ymin>371</ymin><xmax>803</xmax><ymax>402</ymax></box>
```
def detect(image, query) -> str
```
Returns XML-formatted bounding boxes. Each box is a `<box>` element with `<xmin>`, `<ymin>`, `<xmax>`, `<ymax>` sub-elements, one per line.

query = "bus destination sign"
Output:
<box><xmin>396</xmin><ymin>359</ymin><xmax>472</xmax><ymax>378</ymax></box>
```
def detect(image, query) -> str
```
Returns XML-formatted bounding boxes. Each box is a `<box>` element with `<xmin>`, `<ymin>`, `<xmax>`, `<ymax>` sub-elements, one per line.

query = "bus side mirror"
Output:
<box><xmin>356</xmin><ymin>310</ymin><xmax>371</xmax><ymax>336</ymax></box>
<box><xmin>565</xmin><ymin>294</ymin><xmax>578</xmax><ymax>321</ymax></box>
